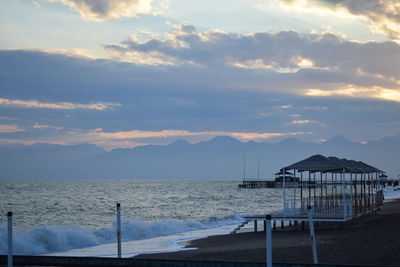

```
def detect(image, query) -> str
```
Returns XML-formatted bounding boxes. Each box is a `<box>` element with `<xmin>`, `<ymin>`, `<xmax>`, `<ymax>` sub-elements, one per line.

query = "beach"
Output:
<box><xmin>135</xmin><ymin>197</ymin><xmax>400</xmax><ymax>266</ymax></box>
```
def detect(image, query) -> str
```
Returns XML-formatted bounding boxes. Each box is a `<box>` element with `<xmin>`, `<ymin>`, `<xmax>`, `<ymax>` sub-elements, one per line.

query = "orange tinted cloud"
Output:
<box><xmin>90</xmin><ymin>129</ymin><xmax>312</xmax><ymax>142</ymax></box>
<box><xmin>0</xmin><ymin>124</ymin><xmax>25</xmax><ymax>133</ymax></box>
<box><xmin>0</xmin><ymin>98</ymin><xmax>121</xmax><ymax>110</ymax></box>
<box><xmin>305</xmin><ymin>86</ymin><xmax>400</xmax><ymax>102</ymax></box>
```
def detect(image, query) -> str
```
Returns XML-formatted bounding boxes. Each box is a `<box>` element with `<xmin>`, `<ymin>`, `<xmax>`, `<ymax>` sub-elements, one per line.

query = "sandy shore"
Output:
<box><xmin>135</xmin><ymin>198</ymin><xmax>400</xmax><ymax>266</ymax></box>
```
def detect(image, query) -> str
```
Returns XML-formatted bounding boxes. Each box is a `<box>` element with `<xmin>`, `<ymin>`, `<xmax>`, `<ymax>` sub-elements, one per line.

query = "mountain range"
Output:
<box><xmin>1</xmin><ymin>135</ymin><xmax>399</xmax><ymax>179</ymax></box>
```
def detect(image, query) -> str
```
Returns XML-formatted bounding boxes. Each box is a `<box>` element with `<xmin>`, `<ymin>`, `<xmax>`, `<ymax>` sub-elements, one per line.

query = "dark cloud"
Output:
<box><xmin>106</xmin><ymin>26</ymin><xmax>400</xmax><ymax>86</ymax></box>
<box><xmin>279</xmin><ymin>0</ymin><xmax>400</xmax><ymax>39</ymax></box>
<box><xmin>0</xmin><ymin>45</ymin><xmax>399</xmax><ymax>148</ymax></box>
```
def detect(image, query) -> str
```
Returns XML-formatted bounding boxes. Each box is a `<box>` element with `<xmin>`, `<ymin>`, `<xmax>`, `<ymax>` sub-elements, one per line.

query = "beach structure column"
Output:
<box><xmin>354</xmin><ymin>173</ymin><xmax>358</xmax><ymax>215</ymax></box>
<box><xmin>350</xmin><ymin>173</ymin><xmax>353</xmax><ymax>217</ymax></box>
<box><xmin>300</xmin><ymin>171</ymin><xmax>303</xmax><ymax>212</ymax></box>
<box><xmin>307</xmin><ymin>206</ymin><xmax>318</xmax><ymax>264</ymax></box>
<box><xmin>283</xmin><ymin>168</ymin><xmax>287</xmax><ymax>215</ymax></box>
<box><xmin>116</xmin><ymin>203</ymin><xmax>122</xmax><ymax>258</ymax></box>
<box><xmin>7</xmin><ymin>211</ymin><xmax>13</xmax><ymax>267</ymax></box>
<box><xmin>342</xmin><ymin>168</ymin><xmax>347</xmax><ymax>218</ymax></box>
<box><xmin>265</xmin><ymin>215</ymin><xmax>272</xmax><ymax>267</ymax></box>
<box><xmin>294</xmin><ymin>170</ymin><xmax>297</xmax><ymax>214</ymax></box>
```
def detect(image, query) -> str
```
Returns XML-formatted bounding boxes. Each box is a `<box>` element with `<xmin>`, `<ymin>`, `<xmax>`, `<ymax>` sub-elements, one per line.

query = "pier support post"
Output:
<box><xmin>294</xmin><ymin>221</ymin><xmax>298</xmax><ymax>231</ymax></box>
<box><xmin>265</xmin><ymin>215</ymin><xmax>272</xmax><ymax>267</ymax></box>
<box><xmin>273</xmin><ymin>220</ymin><xmax>276</xmax><ymax>231</ymax></box>
<box><xmin>254</xmin><ymin>220</ymin><xmax>258</xmax><ymax>232</ymax></box>
<box><xmin>281</xmin><ymin>220</ymin><xmax>284</xmax><ymax>229</ymax></box>
<box><xmin>263</xmin><ymin>220</ymin><xmax>267</xmax><ymax>232</ymax></box>
<box><xmin>308</xmin><ymin>206</ymin><xmax>318</xmax><ymax>264</ymax></box>
<box><xmin>302</xmin><ymin>221</ymin><xmax>305</xmax><ymax>231</ymax></box>
<box><xmin>116</xmin><ymin>203</ymin><xmax>122</xmax><ymax>258</ymax></box>
<box><xmin>7</xmin><ymin>212</ymin><xmax>13</xmax><ymax>267</ymax></box>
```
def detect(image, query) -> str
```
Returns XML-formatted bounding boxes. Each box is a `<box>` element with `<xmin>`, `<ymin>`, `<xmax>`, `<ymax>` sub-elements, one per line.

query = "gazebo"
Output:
<box><xmin>246</xmin><ymin>154</ymin><xmax>385</xmax><ymax>223</ymax></box>
<box><xmin>239</xmin><ymin>154</ymin><xmax>386</xmax><ymax>265</ymax></box>
<box><xmin>274</xmin><ymin>170</ymin><xmax>298</xmax><ymax>183</ymax></box>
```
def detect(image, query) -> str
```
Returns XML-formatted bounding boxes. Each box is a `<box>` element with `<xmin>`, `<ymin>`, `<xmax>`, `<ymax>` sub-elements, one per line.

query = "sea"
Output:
<box><xmin>0</xmin><ymin>179</ymin><xmax>284</xmax><ymax>257</ymax></box>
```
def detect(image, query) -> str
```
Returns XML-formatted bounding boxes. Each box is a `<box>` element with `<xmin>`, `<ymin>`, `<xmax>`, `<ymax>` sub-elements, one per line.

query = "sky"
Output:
<box><xmin>0</xmin><ymin>0</ymin><xmax>399</xmax><ymax>150</ymax></box>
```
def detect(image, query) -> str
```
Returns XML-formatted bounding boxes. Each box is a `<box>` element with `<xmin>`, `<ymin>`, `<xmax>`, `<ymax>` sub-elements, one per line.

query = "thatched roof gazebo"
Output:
<box><xmin>274</xmin><ymin>170</ymin><xmax>299</xmax><ymax>183</ymax></box>
<box><xmin>246</xmin><ymin>154</ymin><xmax>385</xmax><ymax>223</ymax></box>
<box><xmin>284</xmin><ymin>154</ymin><xmax>345</xmax><ymax>172</ymax></box>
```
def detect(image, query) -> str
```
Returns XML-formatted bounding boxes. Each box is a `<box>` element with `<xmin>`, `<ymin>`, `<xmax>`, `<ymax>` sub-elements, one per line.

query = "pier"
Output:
<box><xmin>238</xmin><ymin>180</ymin><xmax>277</xmax><ymax>188</ymax></box>
<box><xmin>239</xmin><ymin>179</ymin><xmax>391</xmax><ymax>188</ymax></box>
<box><xmin>239</xmin><ymin>170</ymin><xmax>301</xmax><ymax>188</ymax></box>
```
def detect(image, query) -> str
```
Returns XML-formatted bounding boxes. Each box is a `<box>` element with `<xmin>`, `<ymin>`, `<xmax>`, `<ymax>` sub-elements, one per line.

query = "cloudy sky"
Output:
<box><xmin>0</xmin><ymin>0</ymin><xmax>399</xmax><ymax>150</ymax></box>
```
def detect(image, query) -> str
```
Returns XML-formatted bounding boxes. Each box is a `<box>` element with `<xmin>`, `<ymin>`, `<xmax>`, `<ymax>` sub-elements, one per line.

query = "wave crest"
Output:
<box><xmin>0</xmin><ymin>215</ymin><xmax>243</xmax><ymax>255</ymax></box>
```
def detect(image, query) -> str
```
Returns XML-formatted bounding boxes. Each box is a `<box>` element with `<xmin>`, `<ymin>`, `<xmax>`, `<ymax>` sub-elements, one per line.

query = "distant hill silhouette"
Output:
<box><xmin>0</xmin><ymin>135</ymin><xmax>399</xmax><ymax>179</ymax></box>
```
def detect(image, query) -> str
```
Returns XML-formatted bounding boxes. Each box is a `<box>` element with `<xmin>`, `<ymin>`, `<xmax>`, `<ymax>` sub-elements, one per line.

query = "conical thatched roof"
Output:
<box><xmin>327</xmin><ymin>157</ymin><xmax>361</xmax><ymax>173</ymax></box>
<box><xmin>283</xmin><ymin>154</ymin><xmax>382</xmax><ymax>173</ymax></box>
<box><xmin>345</xmin><ymin>160</ymin><xmax>371</xmax><ymax>173</ymax></box>
<box><xmin>283</xmin><ymin>154</ymin><xmax>344</xmax><ymax>172</ymax></box>
<box><xmin>327</xmin><ymin>157</ymin><xmax>378</xmax><ymax>173</ymax></box>
<box><xmin>275</xmin><ymin>170</ymin><xmax>294</xmax><ymax>176</ymax></box>
<box><xmin>355</xmin><ymin>161</ymin><xmax>382</xmax><ymax>173</ymax></box>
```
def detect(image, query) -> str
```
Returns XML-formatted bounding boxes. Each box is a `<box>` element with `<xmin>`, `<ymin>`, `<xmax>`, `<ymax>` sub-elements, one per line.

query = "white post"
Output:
<box><xmin>294</xmin><ymin>170</ymin><xmax>297</xmax><ymax>211</ymax></box>
<box><xmin>243</xmin><ymin>153</ymin><xmax>246</xmax><ymax>180</ymax></box>
<box><xmin>350</xmin><ymin>173</ymin><xmax>353</xmax><ymax>217</ymax></box>
<box><xmin>376</xmin><ymin>172</ymin><xmax>379</xmax><ymax>207</ymax></box>
<box><xmin>307</xmin><ymin>206</ymin><xmax>318</xmax><ymax>264</ymax></box>
<box><xmin>7</xmin><ymin>212</ymin><xmax>13</xmax><ymax>267</ymax></box>
<box><xmin>283</xmin><ymin>168</ymin><xmax>286</xmax><ymax>215</ymax></box>
<box><xmin>265</xmin><ymin>215</ymin><xmax>272</xmax><ymax>267</ymax></box>
<box><xmin>116</xmin><ymin>203</ymin><xmax>122</xmax><ymax>258</ymax></box>
<box><xmin>342</xmin><ymin>169</ymin><xmax>347</xmax><ymax>218</ymax></box>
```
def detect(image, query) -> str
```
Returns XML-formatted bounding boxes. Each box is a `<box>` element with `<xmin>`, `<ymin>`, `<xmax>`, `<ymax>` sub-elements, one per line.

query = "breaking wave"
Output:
<box><xmin>0</xmin><ymin>214</ymin><xmax>243</xmax><ymax>255</ymax></box>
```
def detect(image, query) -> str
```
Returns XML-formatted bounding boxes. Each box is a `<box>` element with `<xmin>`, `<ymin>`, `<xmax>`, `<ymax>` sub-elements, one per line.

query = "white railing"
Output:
<box><xmin>282</xmin><ymin>197</ymin><xmax>353</xmax><ymax>218</ymax></box>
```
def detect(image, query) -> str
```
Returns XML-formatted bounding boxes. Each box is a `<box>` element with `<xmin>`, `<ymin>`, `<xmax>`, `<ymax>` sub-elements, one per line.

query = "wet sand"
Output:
<box><xmin>135</xmin><ymin>199</ymin><xmax>400</xmax><ymax>266</ymax></box>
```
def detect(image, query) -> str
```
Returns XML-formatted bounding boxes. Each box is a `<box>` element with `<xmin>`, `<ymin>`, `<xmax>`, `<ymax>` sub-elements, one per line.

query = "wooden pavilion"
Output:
<box><xmin>246</xmin><ymin>154</ymin><xmax>385</xmax><ymax>223</ymax></box>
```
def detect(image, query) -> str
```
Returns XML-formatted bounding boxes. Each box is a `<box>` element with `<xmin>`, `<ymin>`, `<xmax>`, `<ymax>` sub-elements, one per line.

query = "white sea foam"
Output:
<box><xmin>47</xmin><ymin>225</ymin><xmax>235</xmax><ymax>257</ymax></box>
<box><xmin>0</xmin><ymin>215</ymin><xmax>243</xmax><ymax>255</ymax></box>
<box><xmin>383</xmin><ymin>186</ymin><xmax>400</xmax><ymax>201</ymax></box>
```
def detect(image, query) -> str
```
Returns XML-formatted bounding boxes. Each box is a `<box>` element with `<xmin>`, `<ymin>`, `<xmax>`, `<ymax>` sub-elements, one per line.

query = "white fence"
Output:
<box><xmin>281</xmin><ymin>197</ymin><xmax>353</xmax><ymax>218</ymax></box>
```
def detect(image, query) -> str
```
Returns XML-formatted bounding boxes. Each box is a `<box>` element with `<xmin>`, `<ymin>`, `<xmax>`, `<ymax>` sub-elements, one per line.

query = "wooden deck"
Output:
<box><xmin>245</xmin><ymin>214</ymin><xmax>353</xmax><ymax>222</ymax></box>
<box><xmin>238</xmin><ymin>180</ymin><xmax>275</xmax><ymax>188</ymax></box>
<box><xmin>238</xmin><ymin>180</ymin><xmax>297</xmax><ymax>188</ymax></box>
<box><xmin>239</xmin><ymin>180</ymin><xmax>391</xmax><ymax>189</ymax></box>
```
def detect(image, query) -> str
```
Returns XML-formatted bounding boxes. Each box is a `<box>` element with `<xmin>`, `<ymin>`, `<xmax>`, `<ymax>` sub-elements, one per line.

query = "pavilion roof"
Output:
<box><xmin>275</xmin><ymin>170</ymin><xmax>294</xmax><ymax>176</ymax></box>
<box><xmin>283</xmin><ymin>154</ymin><xmax>344</xmax><ymax>172</ymax></box>
<box><xmin>283</xmin><ymin>154</ymin><xmax>382</xmax><ymax>173</ymax></box>
<box><xmin>354</xmin><ymin>161</ymin><xmax>382</xmax><ymax>173</ymax></box>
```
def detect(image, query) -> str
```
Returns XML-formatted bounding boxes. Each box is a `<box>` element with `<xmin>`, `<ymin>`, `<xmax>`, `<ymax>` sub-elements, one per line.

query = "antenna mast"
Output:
<box><xmin>243</xmin><ymin>153</ymin><xmax>246</xmax><ymax>180</ymax></box>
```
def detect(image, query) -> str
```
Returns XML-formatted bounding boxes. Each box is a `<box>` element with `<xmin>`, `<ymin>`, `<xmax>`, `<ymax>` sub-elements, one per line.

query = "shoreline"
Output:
<box><xmin>134</xmin><ymin>192</ymin><xmax>400</xmax><ymax>266</ymax></box>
